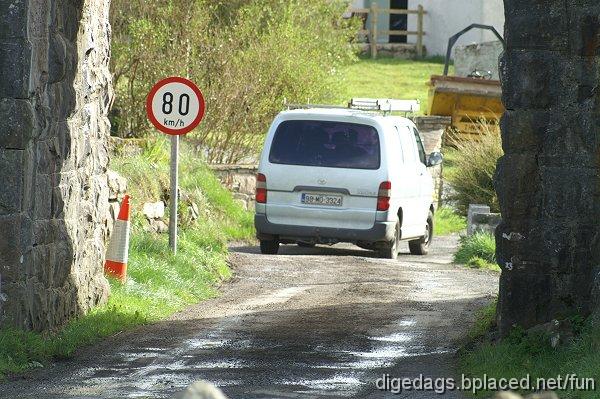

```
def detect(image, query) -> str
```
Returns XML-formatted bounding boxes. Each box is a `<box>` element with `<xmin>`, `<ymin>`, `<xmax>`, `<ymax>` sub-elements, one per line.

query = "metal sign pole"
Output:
<box><xmin>147</xmin><ymin>76</ymin><xmax>205</xmax><ymax>256</ymax></box>
<box><xmin>169</xmin><ymin>134</ymin><xmax>179</xmax><ymax>254</ymax></box>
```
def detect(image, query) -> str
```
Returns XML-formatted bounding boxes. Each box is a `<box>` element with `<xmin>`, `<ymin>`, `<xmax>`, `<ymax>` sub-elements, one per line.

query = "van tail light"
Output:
<box><xmin>256</xmin><ymin>173</ymin><xmax>267</xmax><ymax>204</ymax></box>
<box><xmin>377</xmin><ymin>181</ymin><xmax>391</xmax><ymax>211</ymax></box>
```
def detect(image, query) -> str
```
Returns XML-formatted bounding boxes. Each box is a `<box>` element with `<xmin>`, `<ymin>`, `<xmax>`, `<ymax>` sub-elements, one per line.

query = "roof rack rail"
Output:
<box><xmin>349</xmin><ymin>98</ymin><xmax>421</xmax><ymax>114</ymax></box>
<box><xmin>283</xmin><ymin>98</ymin><xmax>420</xmax><ymax>116</ymax></box>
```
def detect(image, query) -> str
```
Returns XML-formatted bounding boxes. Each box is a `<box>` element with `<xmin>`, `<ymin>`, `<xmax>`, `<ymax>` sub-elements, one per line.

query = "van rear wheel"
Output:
<box><xmin>378</xmin><ymin>222</ymin><xmax>399</xmax><ymax>260</ymax></box>
<box><xmin>260</xmin><ymin>240</ymin><xmax>280</xmax><ymax>255</ymax></box>
<box><xmin>409</xmin><ymin>211</ymin><xmax>433</xmax><ymax>255</ymax></box>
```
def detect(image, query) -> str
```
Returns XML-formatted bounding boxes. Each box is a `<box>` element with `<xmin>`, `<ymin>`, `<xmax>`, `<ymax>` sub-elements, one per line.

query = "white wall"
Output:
<box><xmin>407</xmin><ymin>0</ymin><xmax>505</xmax><ymax>56</ymax></box>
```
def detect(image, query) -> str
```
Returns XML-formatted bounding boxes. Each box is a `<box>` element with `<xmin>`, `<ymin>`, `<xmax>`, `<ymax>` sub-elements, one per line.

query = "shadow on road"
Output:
<box><xmin>231</xmin><ymin>243</ymin><xmax>385</xmax><ymax>258</ymax></box>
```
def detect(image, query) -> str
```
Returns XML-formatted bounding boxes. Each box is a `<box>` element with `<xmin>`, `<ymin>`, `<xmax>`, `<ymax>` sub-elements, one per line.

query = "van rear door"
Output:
<box><xmin>263</xmin><ymin>119</ymin><xmax>384</xmax><ymax>230</ymax></box>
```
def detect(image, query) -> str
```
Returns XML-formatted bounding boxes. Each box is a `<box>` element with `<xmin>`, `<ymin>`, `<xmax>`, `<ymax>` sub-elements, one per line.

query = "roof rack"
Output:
<box><xmin>284</xmin><ymin>98</ymin><xmax>420</xmax><ymax>116</ymax></box>
<box><xmin>349</xmin><ymin>98</ymin><xmax>421</xmax><ymax>113</ymax></box>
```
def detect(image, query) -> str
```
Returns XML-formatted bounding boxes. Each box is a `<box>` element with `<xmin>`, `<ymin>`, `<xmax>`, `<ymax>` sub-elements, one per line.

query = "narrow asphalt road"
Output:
<box><xmin>1</xmin><ymin>235</ymin><xmax>498</xmax><ymax>399</ymax></box>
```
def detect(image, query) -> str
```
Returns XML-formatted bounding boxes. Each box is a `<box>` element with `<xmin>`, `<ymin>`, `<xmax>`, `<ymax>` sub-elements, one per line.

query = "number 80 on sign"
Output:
<box><xmin>146</xmin><ymin>77</ymin><xmax>206</xmax><ymax>136</ymax></box>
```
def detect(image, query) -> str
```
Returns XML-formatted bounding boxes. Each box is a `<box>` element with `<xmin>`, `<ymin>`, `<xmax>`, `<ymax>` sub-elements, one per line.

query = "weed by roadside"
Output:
<box><xmin>454</xmin><ymin>232</ymin><xmax>499</xmax><ymax>272</ymax></box>
<box><xmin>467</xmin><ymin>300</ymin><xmax>498</xmax><ymax>341</ymax></box>
<box><xmin>461</xmin><ymin>313</ymin><xmax>600</xmax><ymax>399</ymax></box>
<box><xmin>445</xmin><ymin>122</ymin><xmax>503</xmax><ymax>216</ymax></box>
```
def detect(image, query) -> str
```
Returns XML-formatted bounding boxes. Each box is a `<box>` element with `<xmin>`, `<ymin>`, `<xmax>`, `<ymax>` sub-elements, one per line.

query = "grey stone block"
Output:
<box><xmin>0</xmin><ymin>214</ymin><xmax>22</xmax><ymax>266</ymax></box>
<box><xmin>48</xmin><ymin>33</ymin><xmax>67</xmax><ymax>84</ymax></box>
<box><xmin>0</xmin><ymin>149</ymin><xmax>24</xmax><ymax>215</ymax></box>
<box><xmin>0</xmin><ymin>39</ymin><xmax>31</xmax><ymax>98</ymax></box>
<box><xmin>504</xmin><ymin>1</ymin><xmax>569</xmax><ymax>52</ymax></box>
<box><xmin>28</xmin><ymin>0</ymin><xmax>50</xmax><ymax>39</ymax></box>
<box><xmin>0</xmin><ymin>98</ymin><xmax>35</xmax><ymax>149</ymax></box>
<box><xmin>0</xmin><ymin>0</ymin><xmax>28</xmax><ymax>39</ymax></box>
<box><xmin>454</xmin><ymin>40</ymin><xmax>503</xmax><ymax>80</ymax></box>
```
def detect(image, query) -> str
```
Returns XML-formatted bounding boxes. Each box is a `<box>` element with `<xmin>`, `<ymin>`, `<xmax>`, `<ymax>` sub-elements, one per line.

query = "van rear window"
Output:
<box><xmin>268</xmin><ymin>120</ymin><xmax>381</xmax><ymax>170</ymax></box>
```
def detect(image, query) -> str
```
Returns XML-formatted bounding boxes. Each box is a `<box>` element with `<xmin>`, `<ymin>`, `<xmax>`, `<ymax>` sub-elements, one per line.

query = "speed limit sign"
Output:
<box><xmin>146</xmin><ymin>77</ymin><xmax>206</xmax><ymax>254</ymax></box>
<box><xmin>146</xmin><ymin>77</ymin><xmax>206</xmax><ymax>135</ymax></box>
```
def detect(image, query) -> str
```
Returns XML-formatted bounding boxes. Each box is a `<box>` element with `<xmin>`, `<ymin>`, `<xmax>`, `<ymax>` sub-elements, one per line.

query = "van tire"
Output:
<box><xmin>260</xmin><ymin>240</ymin><xmax>280</xmax><ymax>255</ymax></box>
<box><xmin>378</xmin><ymin>222</ymin><xmax>399</xmax><ymax>260</ymax></box>
<box><xmin>409</xmin><ymin>211</ymin><xmax>433</xmax><ymax>255</ymax></box>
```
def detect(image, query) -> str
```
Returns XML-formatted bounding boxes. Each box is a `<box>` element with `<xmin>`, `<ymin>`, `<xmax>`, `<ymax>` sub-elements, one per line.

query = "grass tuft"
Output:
<box><xmin>454</xmin><ymin>232</ymin><xmax>499</xmax><ymax>272</ymax></box>
<box><xmin>461</xmin><ymin>317</ymin><xmax>600</xmax><ymax>398</ymax></box>
<box><xmin>444</xmin><ymin>122</ymin><xmax>503</xmax><ymax>215</ymax></box>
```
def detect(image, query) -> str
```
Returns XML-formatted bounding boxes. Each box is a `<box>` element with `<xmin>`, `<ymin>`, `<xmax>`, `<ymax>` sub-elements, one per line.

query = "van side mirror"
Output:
<box><xmin>427</xmin><ymin>151</ymin><xmax>443</xmax><ymax>167</ymax></box>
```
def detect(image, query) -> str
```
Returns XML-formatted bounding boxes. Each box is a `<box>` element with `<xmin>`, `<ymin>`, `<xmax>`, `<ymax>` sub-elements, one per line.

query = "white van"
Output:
<box><xmin>254</xmin><ymin>103</ymin><xmax>442</xmax><ymax>259</ymax></box>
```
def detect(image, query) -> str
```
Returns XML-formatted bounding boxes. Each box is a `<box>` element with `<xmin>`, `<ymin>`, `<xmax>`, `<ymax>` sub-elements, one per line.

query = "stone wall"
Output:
<box><xmin>0</xmin><ymin>0</ymin><xmax>113</xmax><ymax>331</ymax></box>
<box><xmin>354</xmin><ymin>43</ymin><xmax>419</xmax><ymax>59</ymax></box>
<box><xmin>414</xmin><ymin>116</ymin><xmax>450</xmax><ymax>209</ymax></box>
<box><xmin>209</xmin><ymin>165</ymin><xmax>258</xmax><ymax>211</ymax></box>
<box><xmin>495</xmin><ymin>0</ymin><xmax>600</xmax><ymax>335</ymax></box>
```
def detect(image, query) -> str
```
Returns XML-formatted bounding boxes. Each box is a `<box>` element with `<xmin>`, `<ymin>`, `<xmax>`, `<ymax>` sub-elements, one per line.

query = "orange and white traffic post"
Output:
<box><xmin>105</xmin><ymin>195</ymin><xmax>131</xmax><ymax>282</ymax></box>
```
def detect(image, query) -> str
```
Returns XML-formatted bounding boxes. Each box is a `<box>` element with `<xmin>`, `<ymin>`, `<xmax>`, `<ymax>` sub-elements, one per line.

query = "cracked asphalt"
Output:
<box><xmin>0</xmin><ymin>235</ymin><xmax>498</xmax><ymax>399</ymax></box>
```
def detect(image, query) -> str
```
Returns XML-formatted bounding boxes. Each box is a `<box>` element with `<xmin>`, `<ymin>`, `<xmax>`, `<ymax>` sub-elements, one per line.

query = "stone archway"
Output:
<box><xmin>0</xmin><ymin>0</ymin><xmax>112</xmax><ymax>331</ymax></box>
<box><xmin>495</xmin><ymin>0</ymin><xmax>600</xmax><ymax>335</ymax></box>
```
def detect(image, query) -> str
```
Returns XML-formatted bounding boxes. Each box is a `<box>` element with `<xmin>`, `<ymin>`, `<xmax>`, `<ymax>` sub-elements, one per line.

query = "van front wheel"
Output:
<box><xmin>409</xmin><ymin>211</ymin><xmax>433</xmax><ymax>255</ymax></box>
<box><xmin>260</xmin><ymin>240</ymin><xmax>280</xmax><ymax>255</ymax></box>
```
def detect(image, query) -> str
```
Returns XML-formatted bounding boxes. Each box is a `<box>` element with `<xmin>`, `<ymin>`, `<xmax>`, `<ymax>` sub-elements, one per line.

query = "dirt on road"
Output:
<box><xmin>1</xmin><ymin>235</ymin><xmax>498</xmax><ymax>399</ymax></box>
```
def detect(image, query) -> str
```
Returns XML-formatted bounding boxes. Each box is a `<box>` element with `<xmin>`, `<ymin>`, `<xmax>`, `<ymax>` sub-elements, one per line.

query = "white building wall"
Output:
<box><xmin>406</xmin><ymin>0</ymin><xmax>505</xmax><ymax>56</ymax></box>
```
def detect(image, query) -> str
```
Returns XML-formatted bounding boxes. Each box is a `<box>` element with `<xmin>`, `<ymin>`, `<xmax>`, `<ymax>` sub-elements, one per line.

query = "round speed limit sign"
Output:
<box><xmin>146</xmin><ymin>77</ymin><xmax>206</xmax><ymax>135</ymax></box>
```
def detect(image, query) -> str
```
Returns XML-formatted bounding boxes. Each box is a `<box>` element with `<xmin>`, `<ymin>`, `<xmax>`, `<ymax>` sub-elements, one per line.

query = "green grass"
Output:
<box><xmin>454</xmin><ymin>232</ymin><xmax>499</xmax><ymax>272</ymax></box>
<box><xmin>442</xmin><ymin>147</ymin><xmax>460</xmax><ymax>180</ymax></box>
<box><xmin>461</xmin><ymin>310</ymin><xmax>600</xmax><ymax>398</ymax></box>
<box><xmin>467</xmin><ymin>300</ymin><xmax>498</xmax><ymax>341</ymax></box>
<box><xmin>0</xmin><ymin>137</ymin><xmax>254</xmax><ymax>378</ymax></box>
<box><xmin>332</xmin><ymin>56</ymin><xmax>453</xmax><ymax>113</ymax></box>
<box><xmin>434</xmin><ymin>206</ymin><xmax>466</xmax><ymax>236</ymax></box>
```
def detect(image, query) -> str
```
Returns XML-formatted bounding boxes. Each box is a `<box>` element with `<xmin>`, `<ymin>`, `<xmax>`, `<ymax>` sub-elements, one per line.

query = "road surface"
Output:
<box><xmin>1</xmin><ymin>235</ymin><xmax>498</xmax><ymax>398</ymax></box>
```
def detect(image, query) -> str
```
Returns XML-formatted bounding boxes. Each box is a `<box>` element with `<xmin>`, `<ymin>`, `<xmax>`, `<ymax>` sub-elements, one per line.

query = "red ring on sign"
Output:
<box><xmin>146</xmin><ymin>76</ymin><xmax>206</xmax><ymax>136</ymax></box>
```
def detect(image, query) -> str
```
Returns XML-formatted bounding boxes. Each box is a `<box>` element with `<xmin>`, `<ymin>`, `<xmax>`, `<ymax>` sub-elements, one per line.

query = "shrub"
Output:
<box><xmin>445</xmin><ymin>121</ymin><xmax>503</xmax><ymax>215</ymax></box>
<box><xmin>110</xmin><ymin>0</ymin><xmax>360</xmax><ymax>163</ymax></box>
<box><xmin>454</xmin><ymin>232</ymin><xmax>498</xmax><ymax>271</ymax></box>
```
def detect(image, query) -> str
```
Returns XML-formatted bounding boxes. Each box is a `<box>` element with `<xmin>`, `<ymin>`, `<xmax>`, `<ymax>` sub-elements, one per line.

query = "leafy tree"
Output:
<box><xmin>110</xmin><ymin>0</ymin><xmax>359</xmax><ymax>163</ymax></box>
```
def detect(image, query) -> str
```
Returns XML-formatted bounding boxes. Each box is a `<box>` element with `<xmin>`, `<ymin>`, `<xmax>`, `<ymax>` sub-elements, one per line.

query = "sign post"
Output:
<box><xmin>169</xmin><ymin>135</ymin><xmax>179</xmax><ymax>253</ymax></box>
<box><xmin>146</xmin><ymin>77</ymin><xmax>206</xmax><ymax>254</ymax></box>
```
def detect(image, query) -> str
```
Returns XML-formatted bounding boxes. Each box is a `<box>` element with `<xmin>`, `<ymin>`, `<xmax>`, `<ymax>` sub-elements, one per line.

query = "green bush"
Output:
<box><xmin>110</xmin><ymin>0</ymin><xmax>359</xmax><ymax>163</ymax></box>
<box><xmin>454</xmin><ymin>232</ymin><xmax>499</xmax><ymax>271</ymax></box>
<box><xmin>445</xmin><ymin>122</ymin><xmax>503</xmax><ymax>215</ymax></box>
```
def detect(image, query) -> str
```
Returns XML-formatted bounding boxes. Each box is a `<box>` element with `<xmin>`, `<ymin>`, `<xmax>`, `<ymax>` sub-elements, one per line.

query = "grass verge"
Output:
<box><xmin>454</xmin><ymin>232</ymin><xmax>499</xmax><ymax>272</ymax></box>
<box><xmin>333</xmin><ymin>56</ymin><xmax>452</xmax><ymax>112</ymax></box>
<box><xmin>0</xmin><ymin>137</ymin><xmax>254</xmax><ymax>378</ymax></box>
<box><xmin>460</xmin><ymin>305</ymin><xmax>599</xmax><ymax>398</ymax></box>
<box><xmin>434</xmin><ymin>206</ymin><xmax>466</xmax><ymax>236</ymax></box>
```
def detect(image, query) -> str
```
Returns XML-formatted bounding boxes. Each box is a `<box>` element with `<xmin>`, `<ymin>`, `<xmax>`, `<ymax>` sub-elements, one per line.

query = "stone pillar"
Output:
<box><xmin>495</xmin><ymin>0</ymin><xmax>600</xmax><ymax>335</ymax></box>
<box><xmin>0</xmin><ymin>0</ymin><xmax>112</xmax><ymax>331</ymax></box>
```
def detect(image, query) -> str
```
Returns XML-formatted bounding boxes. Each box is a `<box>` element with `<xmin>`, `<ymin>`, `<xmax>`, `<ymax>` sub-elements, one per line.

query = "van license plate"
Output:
<box><xmin>301</xmin><ymin>193</ymin><xmax>343</xmax><ymax>207</ymax></box>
